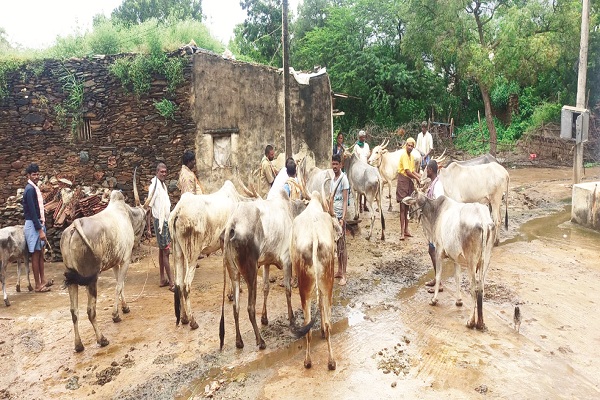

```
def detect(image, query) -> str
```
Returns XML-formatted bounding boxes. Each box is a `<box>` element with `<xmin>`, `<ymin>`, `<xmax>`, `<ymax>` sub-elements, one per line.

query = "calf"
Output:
<box><xmin>0</xmin><ymin>225</ymin><xmax>32</xmax><ymax>306</ymax></box>
<box><xmin>402</xmin><ymin>191</ymin><xmax>495</xmax><ymax>330</ymax></box>
<box><xmin>291</xmin><ymin>192</ymin><xmax>342</xmax><ymax>370</ymax></box>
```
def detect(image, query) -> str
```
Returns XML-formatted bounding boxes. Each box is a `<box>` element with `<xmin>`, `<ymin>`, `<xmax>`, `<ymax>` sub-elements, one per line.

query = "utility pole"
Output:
<box><xmin>574</xmin><ymin>0</ymin><xmax>590</xmax><ymax>184</ymax></box>
<box><xmin>282</xmin><ymin>0</ymin><xmax>292</xmax><ymax>159</ymax></box>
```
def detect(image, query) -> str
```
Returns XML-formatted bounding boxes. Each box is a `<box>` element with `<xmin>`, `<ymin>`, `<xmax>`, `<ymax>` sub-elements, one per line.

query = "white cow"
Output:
<box><xmin>61</xmin><ymin>186</ymin><xmax>147</xmax><ymax>352</ymax></box>
<box><xmin>402</xmin><ymin>191</ymin><xmax>495</xmax><ymax>330</ymax></box>
<box><xmin>436</xmin><ymin>162</ymin><xmax>509</xmax><ymax>243</ymax></box>
<box><xmin>219</xmin><ymin>189</ymin><xmax>307</xmax><ymax>350</ymax></box>
<box><xmin>368</xmin><ymin>140</ymin><xmax>421</xmax><ymax>211</ymax></box>
<box><xmin>0</xmin><ymin>225</ymin><xmax>32</xmax><ymax>306</ymax></box>
<box><xmin>169</xmin><ymin>180</ymin><xmax>255</xmax><ymax>330</ymax></box>
<box><xmin>343</xmin><ymin>151</ymin><xmax>385</xmax><ymax>240</ymax></box>
<box><xmin>290</xmin><ymin>191</ymin><xmax>342</xmax><ymax>370</ymax></box>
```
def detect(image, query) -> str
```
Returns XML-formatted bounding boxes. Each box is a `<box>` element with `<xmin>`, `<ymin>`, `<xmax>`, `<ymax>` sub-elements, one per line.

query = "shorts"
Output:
<box><xmin>153</xmin><ymin>218</ymin><xmax>171</xmax><ymax>250</ymax></box>
<box><xmin>24</xmin><ymin>220</ymin><xmax>45</xmax><ymax>253</ymax></box>
<box><xmin>396</xmin><ymin>173</ymin><xmax>415</xmax><ymax>203</ymax></box>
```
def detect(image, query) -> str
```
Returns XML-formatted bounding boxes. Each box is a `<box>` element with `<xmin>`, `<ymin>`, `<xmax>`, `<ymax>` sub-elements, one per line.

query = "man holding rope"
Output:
<box><xmin>330</xmin><ymin>153</ymin><xmax>349</xmax><ymax>286</ymax></box>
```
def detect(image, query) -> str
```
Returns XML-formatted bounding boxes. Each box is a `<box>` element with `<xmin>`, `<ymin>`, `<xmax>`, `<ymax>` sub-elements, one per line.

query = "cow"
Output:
<box><xmin>447</xmin><ymin>153</ymin><xmax>497</xmax><ymax>167</ymax></box>
<box><xmin>435</xmin><ymin>162</ymin><xmax>509</xmax><ymax>243</ymax></box>
<box><xmin>402</xmin><ymin>191</ymin><xmax>495</xmax><ymax>330</ymax></box>
<box><xmin>343</xmin><ymin>150</ymin><xmax>385</xmax><ymax>240</ymax></box>
<box><xmin>368</xmin><ymin>140</ymin><xmax>422</xmax><ymax>211</ymax></box>
<box><xmin>290</xmin><ymin>191</ymin><xmax>342</xmax><ymax>370</ymax></box>
<box><xmin>0</xmin><ymin>225</ymin><xmax>32</xmax><ymax>306</ymax></box>
<box><xmin>61</xmin><ymin>171</ymin><xmax>147</xmax><ymax>352</ymax></box>
<box><xmin>169</xmin><ymin>180</ymin><xmax>256</xmax><ymax>330</ymax></box>
<box><xmin>219</xmin><ymin>189</ymin><xmax>307</xmax><ymax>350</ymax></box>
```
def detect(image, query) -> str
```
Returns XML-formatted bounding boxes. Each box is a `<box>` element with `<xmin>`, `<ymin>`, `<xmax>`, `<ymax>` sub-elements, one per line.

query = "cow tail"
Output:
<box><xmin>219</xmin><ymin>252</ymin><xmax>227</xmax><ymax>350</ymax></box>
<box><xmin>174</xmin><ymin>285</ymin><xmax>181</xmax><ymax>325</ymax></box>
<box><xmin>64</xmin><ymin>267</ymin><xmax>98</xmax><ymax>286</ymax></box>
<box><xmin>170</xmin><ymin>214</ymin><xmax>181</xmax><ymax>326</ymax></box>
<box><xmin>378</xmin><ymin>177</ymin><xmax>386</xmax><ymax>236</ymax></box>
<box><xmin>73</xmin><ymin>219</ymin><xmax>96</xmax><ymax>258</ymax></box>
<box><xmin>504</xmin><ymin>177</ymin><xmax>509</xmax><ymax>230</ymax></box>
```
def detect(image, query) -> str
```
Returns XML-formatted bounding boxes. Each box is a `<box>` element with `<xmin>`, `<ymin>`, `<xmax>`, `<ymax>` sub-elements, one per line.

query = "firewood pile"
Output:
<box><xmin>0</xmin><ymin>175</ymin><xmax>111</xmax><ymax>261</ymax></box>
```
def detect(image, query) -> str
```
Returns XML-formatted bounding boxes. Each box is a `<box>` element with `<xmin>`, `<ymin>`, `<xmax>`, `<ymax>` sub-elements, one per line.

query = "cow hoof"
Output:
<box><xmin>236</xmin><ymin>341</ymin><xmax>244</xmax><ymax>349</ymax></box>
<box><xmin>476</xmin><ymin>324</ymin><xmax>487</xmax><ymax>332</ymax></box>
<box><xmin>328</xmin><ymin>360</ymin><xmax>337</xmax><ymax>371</ymax></box>
<box><xmin>99</xmin><ymin>337</ymin><xmax>110</xmax><ymax>347</ymax></box>
<box><xmin>261</xmin><ymin>316</ymin><xmax>269</xmax><ymax>326</ymax></box>
<box><xmin>4</xmin><ymin>299</ymin><xmax>10</xmax><ymax>307</ymax></box>
<box><xmin>466</xmin><ymin>320</ymin><xmax>476</xmax><ymax>329</ymax></box>
<box><xmin>455</xmin><ymin>300</ymin><xmax>463</xmax><ymax>307</ymax></box>
<box><xmin>429</xmin><ymin>299</ymin><xmax>438</xmax><ymax>306</ymax></box>
<box><xmin>112</xmin><ymin>315</ymin><xmax>122</xmax><ymax>323</ymax></box>
<box><xmin>122</xmin><ymin>306</ymin><xmax>130</xmax><ymax>314</ymax></box>
<box><xmin>227</xmin><ymin>294</ymin><xmax>234</xmax><ymax>302</ymax></box>
<box><xmin>16</xmin><ymin>284</ymin><xmax>21</xmax><ymax>293</ymax></box>
<box><xmin>304</xmin><ymin>360</ymin><xmax>312</xmax><ymax>369</ymax></box>
<box><xmin>75</xmin><ymin>343</ymin><xmax>85</xmax><ymax>353</ymax></box>
<box><xmin>258</xmin><ymin>341</ymin><xmax>266</xmax><ymax>350</ymax></box>
<box><xmin>28</xmin><ymin>284</ymin><xmax>34</xmax><ymax>292</ymax></box>
<box><xmin>190</xmin><ymin>320</ymin><xmax>199</xmax><ymax>330</ymax></box>
<box><xmin>181</xmin><ymin>316</ymin><xmax>189</xmax><ymax>325</ymax></box>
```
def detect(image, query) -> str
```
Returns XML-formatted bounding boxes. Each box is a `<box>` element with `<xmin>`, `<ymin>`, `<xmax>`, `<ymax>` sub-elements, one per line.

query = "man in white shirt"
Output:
<box><xmin>424</xmin><ymin>159</ymin><xmax>444</xmax><ymax>293</ymax></box>
<box><xmin>146</xmin><ymin>162</ymin><xmax>174</xmax><ymax>291</ymax></box>
<box><xmin>267</xmin><ymin>157</ymin><xmax>295</xmax><ymax>200</ymax></box>
<box><xmin>416</xmin><ymin>121</ymin><xmax>434</xmax><ymax>172</ymax></box>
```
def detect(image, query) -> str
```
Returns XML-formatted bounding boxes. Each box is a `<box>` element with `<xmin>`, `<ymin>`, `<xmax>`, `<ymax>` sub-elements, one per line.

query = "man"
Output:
<box><xmin>267</xmin><ymin>157</ymin><xmax>294</xmax><ymax>200</ymax></box>
<box><xmin>259</xmin><ymin>145</ymin><xmax>278</xmax><ymax>197</ymax></box>
<box><xmin>177</xmin><ymin>150</ymin><xmax>203</xmax><ymax>195</ymax></box>
<box><xmin>416</xmin><ymin>121</ymin><xmax>434</xmax><ymax>172</ymax></box>
<box><xmin>396</xmin><ymin>137</ymin><xmax>421</xmax><ymax>240</ymax></box>
<box><xmin>23</xmin><ymin>163</ymin><xmax>51</xmax><ymax>292</ymax></box>
<box><xmin>283</xmin><ymin>160</ymin><xmax>302</xmax><ymax>200</ymax></box>
<box><xmin>331</xmin><ymin>154</ymin><xmax>350</xmax><ymax>286</ymax></box>
<box><xmin>424</xmin><ymin>159</ymin><xmax>444</xmax><ymax>293</ymax></box>
<box><xmin>146</xmin><ymin>162</ymin><xmax>174</xmax><ymax>291</ymax></box>
<box><xmin>353</xmin><ymin>130</ymin><xmax>370</xmax><ymax>211</ymax></box>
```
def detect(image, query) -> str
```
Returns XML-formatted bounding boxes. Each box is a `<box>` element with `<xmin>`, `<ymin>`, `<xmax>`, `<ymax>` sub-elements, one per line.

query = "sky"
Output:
<box><xmin>0</xmin><ymin>0</ymin><xmax>300</xmax><ymax>50</ymax></box>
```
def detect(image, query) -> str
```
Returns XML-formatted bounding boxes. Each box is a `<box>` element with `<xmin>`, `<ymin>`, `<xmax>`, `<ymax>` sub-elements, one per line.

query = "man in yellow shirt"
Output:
<box><xmin>259</xmin><ymin>145</ymin><xmax>278</xmax><ymax>197</ymax></box>
<box><xmin>396</xmin><ymin>137</ymin><xmax>421</xmax><ymax>240</ymax></box>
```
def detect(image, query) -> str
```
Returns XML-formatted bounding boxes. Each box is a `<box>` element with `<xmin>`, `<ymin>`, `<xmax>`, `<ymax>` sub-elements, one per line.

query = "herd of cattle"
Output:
<box><xmin>0</xmin><ymin>143</ymin><xmax>510</xmax><ymax>370</ymax></box>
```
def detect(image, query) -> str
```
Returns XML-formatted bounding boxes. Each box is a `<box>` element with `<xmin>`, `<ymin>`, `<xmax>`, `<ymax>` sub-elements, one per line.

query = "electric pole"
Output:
<box><xmin>282</xmin><ymin>0</ymin><xmax>292</xmax><ymax>159</ymax></box>
<box><xmin>574</xmin><ymin>0</ymin><xmax>590</xmax><ymax>184</ymax></box>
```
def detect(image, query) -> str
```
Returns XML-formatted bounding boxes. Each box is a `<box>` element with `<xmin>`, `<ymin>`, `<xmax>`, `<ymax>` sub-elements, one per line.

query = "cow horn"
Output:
<box><xmin>322</xmin><ymin>177</ymin><xmax>333</xmax><ymax>215</ymax></box>
<box><xmin>133</xmin><ymin>167</ymin><xmax>141</xmax><ymax>207</ymax></box>
<box><xmin>434</xmin><ymin>148</ymin><xmax>447</xmax><ymax>164</ymax></box>
<box><xmin>248</xmin><ymin>182</ymin><xmax>262</xmax><ymax>199</ymax></box>
<box><xmin>381</xmin><ymin>138</ymin><xmax>389</xmax><ymax>149</ymax></box>
<box><xmin>237</xmin><ymin>177</ymin><xmax>256</xmax><ymax>198</ymax></box>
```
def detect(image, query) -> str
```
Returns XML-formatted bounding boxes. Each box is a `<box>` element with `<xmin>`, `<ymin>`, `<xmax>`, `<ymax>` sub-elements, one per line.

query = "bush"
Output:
<box><xmin>154</xmin><ymin>98</ymin><xmax>178</xmax><ymax>123</ymax></box>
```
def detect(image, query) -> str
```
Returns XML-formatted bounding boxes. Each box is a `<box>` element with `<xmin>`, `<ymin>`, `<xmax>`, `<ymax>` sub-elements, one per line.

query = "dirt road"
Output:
<box><xmin>1</xmin><ymin>166</ymin><xmax>600</xmax><ymax>399</ymax></box>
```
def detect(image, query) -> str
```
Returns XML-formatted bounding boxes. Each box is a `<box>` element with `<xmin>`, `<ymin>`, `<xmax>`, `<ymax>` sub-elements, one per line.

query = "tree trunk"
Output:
<box><xmin>479</xmin><ymin>85</ymin><xmax>497</xmax><ymax>156</ymax></box>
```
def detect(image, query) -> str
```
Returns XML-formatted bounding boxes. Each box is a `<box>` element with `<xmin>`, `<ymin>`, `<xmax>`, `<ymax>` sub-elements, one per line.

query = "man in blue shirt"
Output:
<box><xmin>23</xmin><ymin>163</ymin><xmax>51</xmax><ymax>292</ymax></box>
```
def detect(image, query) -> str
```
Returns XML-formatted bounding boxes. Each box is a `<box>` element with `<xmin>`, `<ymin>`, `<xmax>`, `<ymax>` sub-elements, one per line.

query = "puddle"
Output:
<box><xmin>502</xmin><ymin>207</ymin><xmax>600</xmax><ymax>250</ymax></box>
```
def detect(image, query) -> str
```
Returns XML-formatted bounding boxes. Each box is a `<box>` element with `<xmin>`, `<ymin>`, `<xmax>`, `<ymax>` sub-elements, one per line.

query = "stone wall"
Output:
<box><xmin>0</xmin><ymin>50</ymin><xmax>333</xmax><ymax>257</ymax></box>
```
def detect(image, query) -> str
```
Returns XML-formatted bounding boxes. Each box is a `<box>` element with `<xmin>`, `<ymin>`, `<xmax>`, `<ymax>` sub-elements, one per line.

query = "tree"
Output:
<box><xmin>403</xmin><ymin>0</ymin><xmax>581</xmax><ymax>155</ymax></box>
<box><xmin>111</xmin><ymin>0</ymin><xmax>202</xmax><ymax>25</ymax></box>
<box><xmin>232</xmin><ymin>0</ymin><xmax>283</xmax><ymax>66</ymax></box>
<box><xmin>0</xmin><ymin>27</ymin><xmax>12</xmax><ymax>52</ymax></box>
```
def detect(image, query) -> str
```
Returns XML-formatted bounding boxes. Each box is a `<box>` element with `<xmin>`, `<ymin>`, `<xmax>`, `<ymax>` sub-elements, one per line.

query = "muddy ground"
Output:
<box><xmin>1</xmin><ymin>165</ymin><xmax>600</xmax><ymax>399</ymax></box>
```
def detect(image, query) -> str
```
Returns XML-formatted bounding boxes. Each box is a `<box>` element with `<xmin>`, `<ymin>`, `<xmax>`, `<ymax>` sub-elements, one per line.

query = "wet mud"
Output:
<box><xmin>1</xmin><ymin>166</ymin><xmax>600</xmax><ymax>399</ymax></box>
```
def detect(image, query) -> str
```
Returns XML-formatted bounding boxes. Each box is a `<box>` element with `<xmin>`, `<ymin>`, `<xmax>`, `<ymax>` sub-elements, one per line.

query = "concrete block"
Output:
<box><xmin>571</xmin><ymin>182</ymin><xmax>600</xmax><ymax>231</ymax></box>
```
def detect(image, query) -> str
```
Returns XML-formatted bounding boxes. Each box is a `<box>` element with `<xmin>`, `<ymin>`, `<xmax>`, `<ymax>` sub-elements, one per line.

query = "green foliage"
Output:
<box><xmin>112</xmin><ymin>0</ymin><xmax>202</xmax><ymax>25</ymax></box>
<box><xmin>57</xmin><ymin>65</ymin><xmax>85</xmax><ymax>137</ymax></box>
<box><xmin>0</xmin><ymin>58</ymin><xmax>23</xmax><ymax>100</ymax></box>
<box><xmin>490</xmin><ymin>77</ymin><xmax>519</xmax><ymax>109</ymax></box>
<box><xmin>530</xmin><ymin>102</ymin><xmax>561</xmax><ymax>128</ymax></box>
<box><xmin>153</xmin><ymin>98</ymin><xmax>178</xmax><ymax>122</ymax></box>
<box><xmin>109</xmin><ymin>48</ymin><xmax>185</xmax><ymax>96</ymax></box>
<box><xmin>53</xmin><ymin>104</ymin><xmax>68</xmax><ymax>130</ymax></box>
<box><xmin>233</xmin><ymin>0</ymin><xmax>283</xmax><ymax>67</ymax></box>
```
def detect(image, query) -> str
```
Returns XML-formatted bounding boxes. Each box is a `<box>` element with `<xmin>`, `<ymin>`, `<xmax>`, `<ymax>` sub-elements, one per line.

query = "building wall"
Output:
<box><xmin>0</xmin><ymin>51</ymin><xmax>333</xmax><ymax>253</ymax></box>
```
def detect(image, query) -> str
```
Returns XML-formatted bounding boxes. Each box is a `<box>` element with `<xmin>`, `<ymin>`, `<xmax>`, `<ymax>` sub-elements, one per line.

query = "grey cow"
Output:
<box><xmin>0</xmin><ymin>225</ymin><xmax>33</xmax><ymax>306</ymax></box>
